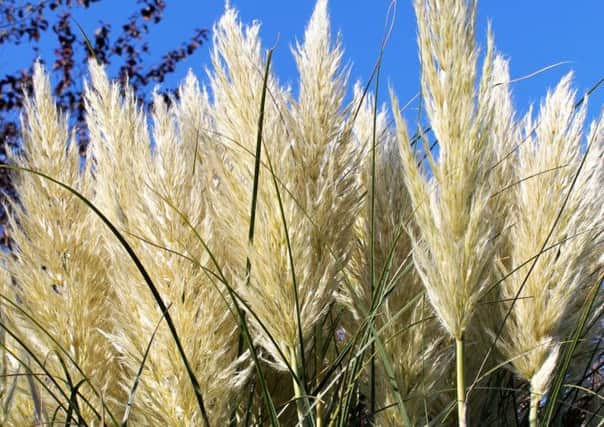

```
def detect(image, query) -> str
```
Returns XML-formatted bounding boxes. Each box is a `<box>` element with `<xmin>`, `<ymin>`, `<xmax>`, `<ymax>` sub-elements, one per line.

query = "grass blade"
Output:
<box><xmin>541</xmin><ymin>272</ymin><xmax>603</xmax><ymax>425</ymax></box>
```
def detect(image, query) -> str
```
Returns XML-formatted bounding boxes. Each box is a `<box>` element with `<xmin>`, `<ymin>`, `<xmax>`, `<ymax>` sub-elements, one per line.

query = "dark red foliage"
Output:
<box><xmin>0</xmin><ymin>0</ymin><xmax>208</xmax><ymax>249</ymax></box>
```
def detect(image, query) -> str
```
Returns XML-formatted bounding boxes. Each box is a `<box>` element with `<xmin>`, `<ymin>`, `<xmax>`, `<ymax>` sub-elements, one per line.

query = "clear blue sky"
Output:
<box><xmin>4</xmin><ymin>1</ymin><xmax>603</xmax><ymax>124</ymax></box>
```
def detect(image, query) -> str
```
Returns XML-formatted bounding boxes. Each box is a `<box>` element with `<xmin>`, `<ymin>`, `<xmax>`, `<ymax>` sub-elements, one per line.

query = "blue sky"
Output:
<box><xmin>3</xmin><ymin>1</ymin><xmax>603</xmax><ymax>123</ymax></box>
<box><xmin>204</xmin><ymin>1</ymin><xmax>603</xmax><ymax>120</ymax></box>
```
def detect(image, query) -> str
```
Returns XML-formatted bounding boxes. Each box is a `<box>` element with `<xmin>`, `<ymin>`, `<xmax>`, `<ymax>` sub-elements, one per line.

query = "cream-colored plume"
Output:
<box><xmin>496</xmin><ymin>76</ymin><xmax>602</xmax><ymax>423</ymax></box>
<box><xmin>1</xmin><ymin>62</ymin><xmax>124</xmax><ymax>423</ymax></box>
<box><xmin>391</xmin><ymin>0</ymin><xmax>501</xmax><ymax>424</ymax></box>
<box><xmin>209</xmin><ymin>0</ymin><xmax>360</xmax><ymax>379</ymax></box>
<box><xmin>84</xmin><ymin>61</ymin><xmax>245</xmax><ymax>425</ymax></box>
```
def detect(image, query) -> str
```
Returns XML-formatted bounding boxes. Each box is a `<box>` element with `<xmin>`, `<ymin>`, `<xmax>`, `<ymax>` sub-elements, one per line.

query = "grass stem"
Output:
<box><xmin>529</xmin><ymin>391</ymin><xmax>539</xmax><ymax>427</ymax></box>
<box><xmin>456</xmin><ymin>337</ymin><xmax>467</xmax><ymax>427</ymax></box>
<box><xmin>290</xmin><ymin>347</ymin><xmax>309</xmax><ymax>426</ymax></box>
<box><xmin>316</xmin><ymin>393</ymin><xmax>323</xmax><ymax>427</ymax></box>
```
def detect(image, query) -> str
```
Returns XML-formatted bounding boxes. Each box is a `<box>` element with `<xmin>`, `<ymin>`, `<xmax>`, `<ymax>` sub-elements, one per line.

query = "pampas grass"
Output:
<box><xmin>0</xmin><ymin>0</ymin><xmax>602</xmax><ymax>426</ymax></box>
<box><xmin>495</xmin><ymin>75</ymin><xmax>603</xmax><ymax>427</ymax></box>
<box><xmin>391</xmin><ymin>0</ymin><xmax>501</xmax><ymax>423</ymax></box>
<box><xmin>2</xmin><ymin>63</ymin><xmax>124</xmax><ymax>424</ymax></box>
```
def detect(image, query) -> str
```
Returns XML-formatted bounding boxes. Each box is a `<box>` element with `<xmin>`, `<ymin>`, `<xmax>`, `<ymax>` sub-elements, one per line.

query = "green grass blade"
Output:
<box><xmin>65</xmin><ymin>379</ymin><xmax>88</xmax><ymax>427</ymax></box>
<box><xmin>56</xmin><ymin>352</ymin><xmax>88</xmax><ymax>427</ymax></box>
<box><xmin>1</xmin><ymin>367</ymin><xmax>20</xmax><ymax>421</ymax></box>
<box><xmin>260</xmin><ymin>75</ymin><xmax>313</xmax><ymax>426</ymax></box>
<box><xmin>0</xmin><ymin>320</ymin><xmax>78</xmax><ymax>420</ymax></box>
<box><xmin>24</xmin><ymin>359</ymin><xmax>47</xmax><ymax>426</ymax></box>
<box><xmin>541</xmin><ymin>272</ymin><xmax>603</xmax><ymax>425</ymax></box>
<box><xmin>0</xmin><ymin>293</ymin><xmax>118</xmax><ymax>424</ymax></box>
<box><xmin>247</xmin><ymin>49</ymin><xmax>271</xmax><ymax>246</ymax></box>
<box><xmin>73</xmin><ymin>18</ymin><xmax>97</xmax><ymax>61</ymax></box>
<box><xmin>368</xmin><ymin>37</ymin><xmax>381</xmax><ymax>423</ymax></box>
<box><xmin>238</xmin><ymin>46</ymin><xmax>281</xmax><ymax>426</ymax></box>
<box><xmin>368</xmin><ymin>322</ymin><xmax>411</xmax><ymax>425</ymax></box>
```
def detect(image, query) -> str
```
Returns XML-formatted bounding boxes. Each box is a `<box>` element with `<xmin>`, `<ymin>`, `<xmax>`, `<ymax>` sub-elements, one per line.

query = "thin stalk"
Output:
<box><xmin>316</xmin><ymin>392</ymin><xmax>323</xmax><ymax>427</ymax></box>
<box><xmin>529</xmin><ymin>390</ymin><xmax>539</xmax><ymax>427</ymax></box>
<box><xmin>290</xmin><ymin>347</ymin><xmax>309</xmax><ymax>426</ymax></box>
<box><xmin>456</xmin><ymin>337</ymin><xmax>467</xmax><ymax>427</ymax></box>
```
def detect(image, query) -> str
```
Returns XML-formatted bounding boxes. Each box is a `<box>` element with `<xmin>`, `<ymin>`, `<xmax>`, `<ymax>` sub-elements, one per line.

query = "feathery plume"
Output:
<box><xmin>496</xmin><ymin>76</ymin><xmax>602</xmax><ymax>426</ymax></box>
<box><xmin>208</xmin><ymin>2</ymin><xmax>361</xmax><ymax>422</ymax></box>
<box><xmin>392</xmin><ymin>0</ymin><xmax>499</xmax><ymax>423</ymax></box>
<box><xmin>2</xmin><ymin>62</ymin><xmax>124</xmax><ymax>423</ymax></box>
<box><xmin>84</xmin><ymin>62</ymin><xmax>245</xmax><ymax>424</ymax></box>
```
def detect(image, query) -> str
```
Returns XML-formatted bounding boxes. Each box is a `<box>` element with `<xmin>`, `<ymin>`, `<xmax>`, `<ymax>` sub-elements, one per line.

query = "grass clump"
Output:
<box><xmin>0</xmin><ymin>0</ymin><xmax>602</xmax><ymax>426</ymax></box>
